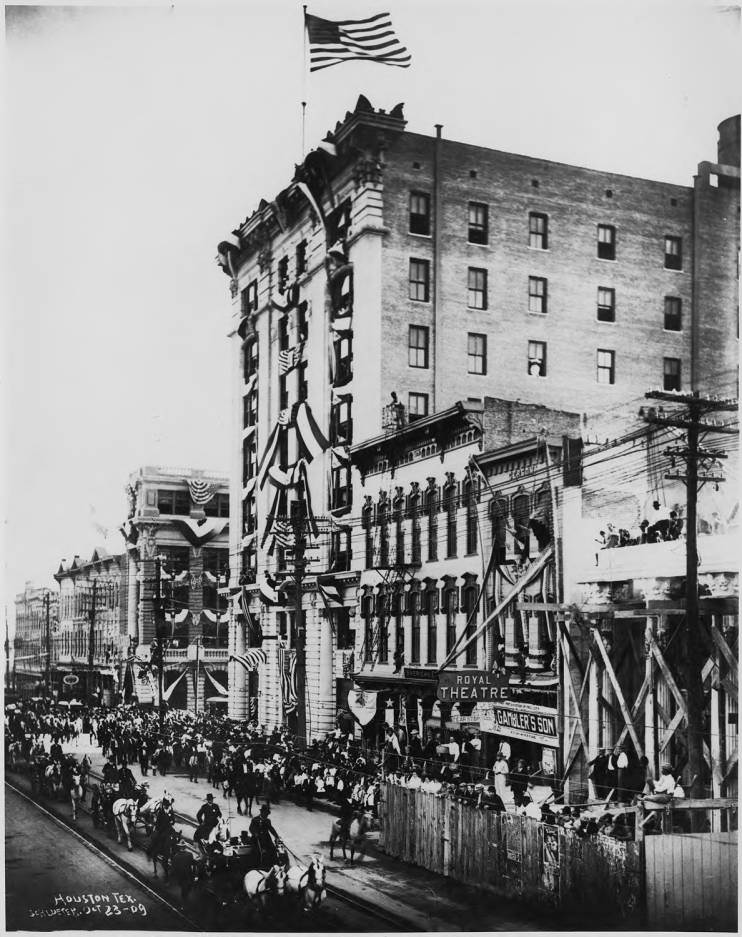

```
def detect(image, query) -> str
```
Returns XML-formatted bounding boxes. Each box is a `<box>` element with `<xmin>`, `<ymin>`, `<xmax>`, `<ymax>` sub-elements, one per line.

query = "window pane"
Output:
<box><xmin>409</xmin><ymin>192</ymin><xmax>430</xmax><ymax>235</ymax></box>
<box><xmin>597</xmin><ymin>349</ymin><xmax>615</xmax><ymax>384</ymax></box>
<box><xmin>527</xmin><ymin>340</ymin><xmax>547</xmax><ymax>376</ymax></box>
<box><xmin>467</xmin><ymin>333</ymin><xmax>486</xmax><ymax>374</ymax></box>
<box><xmin>664</xmin><ymin>236</ymin><xmax>682</xmax><ymax>270</ymax></box>
<box><xmin>529</xmin><ymin>213</ymin><xmax>548</xmax><ymax>249</ymax></box>
<box><xmin>409</xmin><ymin>326</ymin><xmax>429</xmax><ymax>368</ymax></box>
<box><xmin>409</xmin><ymin>259</ymin><xmax>430</xmax><ymax>301</ymax></box>
<box><xmin>597</xmin><ymin>287</ymin><xmax>615</xmax><ymax>322</ymax></box>
<box><xmin>409</xmin><ymin>392</ymin><xmax>429</xmax><ymax>418</ymax></box>
<box><xmin>663</xmin><ymin>357</ymin><xmax>681</xmax><ymax>391</ymax></box>
<box><xmin>467</xmin><ymin>267</ymin><xmax>487</xmax><ymax>309</ymax></box>
<box><xmin>664</xmin><ymin>296</ymin><xmax>682</xmax><ymax>331</ymax></box>
<box><xmin>528</xmin><ymin>276</ymin><xmax>547</xmax><ymax>314</ymax></box>
<box><xmin>468</xmin><ymin>202</ymin><xmax>488</xmax><ymax>244</ymax></box>
<box><xmin>597</xmin><ymin>225</ymin><xmax>616</xmax><ymax>259</ymax></box>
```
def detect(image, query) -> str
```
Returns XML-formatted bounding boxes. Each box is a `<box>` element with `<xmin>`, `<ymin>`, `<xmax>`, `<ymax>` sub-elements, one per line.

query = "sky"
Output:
<box><xmin>2</xmin><ymin>0</ymin><xmax>740</xmax><ymax>622</ymax></box>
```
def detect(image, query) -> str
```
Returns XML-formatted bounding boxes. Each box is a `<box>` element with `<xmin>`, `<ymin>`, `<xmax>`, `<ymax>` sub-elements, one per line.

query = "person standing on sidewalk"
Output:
<box><xmin>139</xmin><ymin>741</ymin><xmax>150</xmax><ymax>777</ymax></box>
<box><xmin>188</xmin><ymin>749</ymin><xmax>199</xmax><ymax>783</ymax></box>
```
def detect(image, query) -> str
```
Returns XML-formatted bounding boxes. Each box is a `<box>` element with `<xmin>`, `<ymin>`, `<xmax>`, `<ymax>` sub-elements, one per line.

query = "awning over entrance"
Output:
<box><xmin>351</xmin><ymin>671</ymin><xmax>437</xmax><ymax>692</ymax></box>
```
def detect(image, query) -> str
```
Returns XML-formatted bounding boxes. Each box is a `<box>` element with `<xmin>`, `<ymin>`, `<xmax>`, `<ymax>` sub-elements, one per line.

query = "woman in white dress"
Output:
<box><xmin>493</xmin><ymin>753</ymin><xmax>509</xmax><ymax>800</ymax></box>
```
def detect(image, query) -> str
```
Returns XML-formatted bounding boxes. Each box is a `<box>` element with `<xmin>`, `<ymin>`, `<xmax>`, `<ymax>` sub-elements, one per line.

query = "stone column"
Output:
<box><xmin>228</xmin><ymin>605</ymin><xmax>248</xmax><ymax>721</ymax></box>
<box><xmin>316</xmin><ymin>605</ymin><xmax>335</xmax><ymax>737</ymax></box>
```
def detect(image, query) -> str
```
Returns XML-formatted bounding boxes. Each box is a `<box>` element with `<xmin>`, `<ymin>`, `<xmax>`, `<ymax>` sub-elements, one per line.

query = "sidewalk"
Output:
<box><xmin>69</xmin><ymin>738</ymin><xmax>551</xmax><ymax>932</ymax></box>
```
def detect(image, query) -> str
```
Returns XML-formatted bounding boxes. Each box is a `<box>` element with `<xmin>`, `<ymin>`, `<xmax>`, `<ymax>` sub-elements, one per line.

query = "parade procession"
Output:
<box><xmin>4</xmin><ymin>3</ymin><xmax>739</xmax><ymax>933</ymax></box>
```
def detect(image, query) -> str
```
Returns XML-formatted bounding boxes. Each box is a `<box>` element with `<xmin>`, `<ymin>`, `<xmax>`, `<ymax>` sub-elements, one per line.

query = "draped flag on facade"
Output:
<box><xmin>204</xmin><ymin>668</ymin><xmax>228</xmax><ymax>698</ymax></box>
<box><xmin>295</xmin><ymin>401</ymin><xmax>330</xmax><ymax>463</ymax></box>
<box><xmin>305</xmin><ymin>11</ymin><xmax>411</xmax><ymax>72</ymax></box>
<box><xmin>278</xmin><ymin>645</ymin><xmax>298</xmax><ymax>714</ymax></box>
<box><xmin>162</xmin><ymin>670</ymin><xmax>188</xmax><ymax>702</ymax></box>
<box><xmin>230</xmin><ymin>650</ymin><xmax>267</xmax><ymax>672</ymax></box>
<box><xmin>171</xmin><ymin>517</ymin><xmax>228</xmax><ymax>547</ymax></box>
<box><xmin>272</xmin><ymin>519</ymin><xmax>294</xmax><ymax>549</ymax></box>
<box><xmin>259</xmin><ymin>572</ymin><xmax>280</xmax><ymax>606</ymax></box>
<box><xmin>236</xmin><ymin>587</ymin><xmax>264</xmax><ymax>646</ymax></box>
<box><xmin>317</xmin><ymin>577</ymin><xmax>344</xmax><ymax>609</ymax></box>
<box><xmin>331</xmin><ymin>315</ymin><xmax>352</xmax><ymax>333</ymax></box>
<box><xmin>467</xmin><ymin>454</ymin><xmax>489</xmax><ymax>489</ymax></box>
<box><xmin>186</xmin><ymin>479</ymin><xmax>218</xmax><ymax>505</ymax></box>
<box><xmin>279</xmin><ymin>344</ymin><xmax>304</xmax><ymax>375</ymax></box>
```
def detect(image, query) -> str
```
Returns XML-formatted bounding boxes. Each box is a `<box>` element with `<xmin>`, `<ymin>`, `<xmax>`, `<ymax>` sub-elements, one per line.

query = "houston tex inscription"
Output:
<box><xmin>436</xmin><ymin>670</ymin><xmax>510</xmax><ymax>702</ymax></box>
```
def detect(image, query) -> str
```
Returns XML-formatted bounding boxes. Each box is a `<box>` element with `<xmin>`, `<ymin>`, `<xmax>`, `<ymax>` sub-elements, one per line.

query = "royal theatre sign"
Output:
<box><xmin>436</xmin><ymin>670</ymin><xmax>510</xmax><ymax>703</ymax></box>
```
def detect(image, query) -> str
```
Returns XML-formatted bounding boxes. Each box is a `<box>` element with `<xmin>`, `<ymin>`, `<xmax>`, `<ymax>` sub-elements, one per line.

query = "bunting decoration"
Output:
<box><xmin>186</xmin><ymin>479</ymin><xmax>218</xmax><ymax>505</ymax></box>
<box><xmin>295</xmin><ymin>401</ymin><xmax>330</xmax><ymax>463</ymax></box>
<box><xmin>204</xmin><ymin>668</ymin><xmax>228</xmax><ymax>698</ymax></box>
<box><xmin>279</xmin><ymin>645</ymin><xmax>298</xmax><ymax>714</ymax></box>
<box><xmin>162</xmin><ymin>670</ymin><xmax>188</xmax><ymax>703</ymax></box>
<box><xmin>119</xmin><ymin>520</ymin><xmax>139</xmax><ymax>545</ymax></box>
<box><xmin>272</xmin><ymin>519</ymin><xmax>294</xmax><ymax>549</ymax></box>
<box><xmin>278</xmin><ymin>408</ymin><xmax>292</xmax><ymax>426</ymax></box>
<box><xmin>331</xmin><ymin>445</ymin><xmax>351</xmax><ymax>466</ymax></box>
<box><xmin>243</xmin><ymin>373</ymin><xmax>257</xmax><ymax>396</ymax></box>
<box><xmin>296</xmin><ymin>180</ymin><xmax>326</xmax><ymax>231</ymax></box>
<box><xmin>171</xmin><ymin>517</ymin><xmax>228</xmax><ymax>547</ymax></box>
<box><xmin>242</xmin><ymin>477</ymin><xmax>257</xmax><ymax>498</ymax></box>
<box><xmin>328</xmin><ymin>512</ymin><xmax>352</xmax><ymax>530</ymax></box>
<box><xmin>256</xmin><ymin>423</ymin><xmax>282</xmax><ymax>489</ymax></box>
<box><xmin>234</xmin><ymin>587</ymin><xmax>263</xmax><ymax>646</ymax></box>
<box><xmin>279</xmin><ymin>344</ymin><xmax>304</xmax><ymax>375</ymax></box>
<box><xmin>259</xmin><ymin>572</ymin><xmax>281</xmax><ymax>606</ymax></box>
<box><xmin>200</xmin><ymin>609</ymin><xmax>230</xmax><ymax>624</ymax></box>
<box><xmin>331</xmin><ymin>315</ymin><xmax>352</xmax><ymax>333</ymax></box>
<box><xmin>317</xmin><ymin>577</ymin><xmax>343</xmax><ymax>609</ymax></box>
<box><xmin>230</xmin><ymin>649</ymin><xmax>267</xmax><ymax>672</ymax></box>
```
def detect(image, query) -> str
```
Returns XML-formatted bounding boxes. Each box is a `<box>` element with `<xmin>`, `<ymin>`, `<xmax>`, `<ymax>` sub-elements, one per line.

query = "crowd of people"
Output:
<box><xmin>5</xmin><ymin>698</ymin><xmax>689</xmax><ymax>846</ymax></box>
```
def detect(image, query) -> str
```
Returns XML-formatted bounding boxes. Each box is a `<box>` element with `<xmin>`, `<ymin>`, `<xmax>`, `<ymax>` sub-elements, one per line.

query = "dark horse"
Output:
<box><xmin>149</xmin><ymin>827</ymin><xmax>183</xmax><ymax>880</ymax></box>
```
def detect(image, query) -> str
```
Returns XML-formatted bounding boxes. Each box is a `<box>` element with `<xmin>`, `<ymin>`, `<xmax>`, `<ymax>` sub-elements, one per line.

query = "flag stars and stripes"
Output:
<box><xmin>306</xmin><ymin>11</ymin><xmax>411</xmax><ymax>72</ymax></box>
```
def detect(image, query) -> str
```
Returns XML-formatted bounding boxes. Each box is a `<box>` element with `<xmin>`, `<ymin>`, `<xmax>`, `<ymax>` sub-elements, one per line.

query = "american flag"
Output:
<box><xmin>272</xmin><ymin>520</ymin><xmax>294</xmax><ymax>549</ymax></box>
<box><xmin>306</xmin><ymin>11</ymin><xmax>411</xmax><ymax>72</ymax></box>
<box><xmin>278</xmin><ymin>344</ymin><xmax>303</xmax><ymax>375</ymax></box>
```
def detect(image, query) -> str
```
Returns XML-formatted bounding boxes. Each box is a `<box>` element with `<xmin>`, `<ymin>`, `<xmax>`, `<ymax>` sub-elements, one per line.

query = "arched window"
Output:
<box><xmin>512</xmin><ymin>492</ymin><xmax>531</xmax><ymax>558</ymax></box>
<box><xmin>393</xmin><ymin>489</ymin><xmax>405</xmax><ymax>565</ymax></box>
<box><xmin>443</xmin><ymin>581</ymin><xmax>459</xmax><ymax>654</ymax></box>
<box><xmin>444</xmin><ymin>477</ymin><xmax>458</xmax><ymax>558</ymax></box>
<box><xmin>463</xmin><ymin>478</ymin><xmax>478</xmax><ymax>555</ymax></box>
<box><xmin>426</xmin><ymin>481</ymin><xmax>438</xmax><ymax>561</ymax></box>
<box><xmin>490</xmin><ymin>497</ymin><xmax>508</xmax><ymax>564</ymax></box>
<box><xmin>362</xmin><ymin>498</ymin><xmax>374</xmax><ymax>569</ymax></box>
<box><xmin>409</xmin><ymin>485</ymin><xmax>421</xmax><ymax>564</ymax></box>
<box><xmin>462</xmin><ymin>580</ymin><xmax>478</xmax><ymax>666</ymax></box>
<box><xmin>362</xmin><ymin>593</ymin><xmax>374</xmax><ymax>663</ymax></box>
<box><xmin>378</xmin><ymin>494</ymin><xmax>390</xmax><ymax>567</ymax></box>
<box><xmin>425</xmin><ymin>583</ymin><xmax>439</xmax><ymax>665</ymax></box>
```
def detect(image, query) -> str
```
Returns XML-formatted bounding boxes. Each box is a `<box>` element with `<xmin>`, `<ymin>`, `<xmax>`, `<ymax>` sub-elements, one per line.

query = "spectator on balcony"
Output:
<box><xmin>389</xmin><ymin>391</ymin><xmax>405</xmax><ymax>429</ymax></box>
<box><xmin>648</xmin><ymin>500</ymin><xmax>671</xmax><ymax>541</ymax></box>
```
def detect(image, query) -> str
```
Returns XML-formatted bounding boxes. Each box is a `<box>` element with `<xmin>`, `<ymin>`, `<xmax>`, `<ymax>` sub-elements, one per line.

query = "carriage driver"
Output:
<box><xmin>196</xmin><ymin>792</ymin><xmax>222</xmax><ymax>837</ymax></box>
<box><xmin>249</xmin><ymin>804</ymin><xmax>280</xmax><ymax>866</ymax></box>
<box><xmin>338</xmin><ymin>795</ymin><xmax>355</xmax><ymax>838</ymax></box>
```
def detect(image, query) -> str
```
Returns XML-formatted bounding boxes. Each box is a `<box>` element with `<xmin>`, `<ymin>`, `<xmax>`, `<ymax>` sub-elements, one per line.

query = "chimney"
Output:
<box><xmin>717</xmin><ymin>115</ymin><xmax>740</xmax><ymax>167</ymax></box>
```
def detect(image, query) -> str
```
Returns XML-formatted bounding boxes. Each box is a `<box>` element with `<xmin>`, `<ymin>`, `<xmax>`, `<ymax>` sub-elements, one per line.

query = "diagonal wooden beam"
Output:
<box><xmin>723</xmin><ymin>748</ymin><xmax>738</xmax><ymax>780</ymax></box>
<box><xmin>616</xmin><ymin>672</ymin><xmax>650</xmax><ymax>749</ymax></box>
<box><xmin>560</xmin><ymin>632</ymin><xmax>590</xmax><ymax>759</ymax></box>
<box><xmin>659</xmin><ymin>708</ymin><xmax>685</xmax><ymax>752</ymax></box>
<box><xmin>593</xmin><ymin>629</ymin><xmax>643</xmax><ymax>757</ymax></box>
<box><xmin>650</xmin><ymin>638</ymin><xmax>687</xmax><ymax>714</ymax></box>
<box><xmin>710</xmin><ymin>623</ymin><xmax>738</xmax><ymax>674</ymax></box>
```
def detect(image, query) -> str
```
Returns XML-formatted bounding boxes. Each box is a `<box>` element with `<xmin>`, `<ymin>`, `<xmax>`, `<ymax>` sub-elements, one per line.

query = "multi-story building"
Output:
<box><xmin>54</xmin><ymin>549</ymin><xmax>129</xmax><ymax>705</ymax></box>
<box><xmin>121</xmin><ymin>466</ymin><xmax>230</xmax><ymax>711</ymax></box>
<box><xmin>13</xmin><ymin>583</ymin><xmax>58</xmax><ymax>697</ymax></box>
<box><xmin>217</xmin><ymin>97</ymin><xmax>739</xmax><ymax>739</ymax></box>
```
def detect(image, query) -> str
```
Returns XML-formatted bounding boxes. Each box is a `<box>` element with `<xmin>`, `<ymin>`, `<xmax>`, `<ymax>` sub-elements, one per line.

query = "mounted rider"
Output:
<box><xmin>102</xmin><ymin>756</ymin><xmax>119</xmax><ymax>784</ymax></box>
<box><xmin>117</xmin><ymin>761</ymin><xmax>137</xmax><ymax>798</ymax></box>
<box><xmin>195</xmin><ymin>792</ymin><xmax>222</xmax><ymax>839</ymax></box>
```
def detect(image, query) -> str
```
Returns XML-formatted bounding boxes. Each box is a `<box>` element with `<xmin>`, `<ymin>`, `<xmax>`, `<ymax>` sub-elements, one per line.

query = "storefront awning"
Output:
<box><xmin>351</xmin><ymin>671</ymin><xmax>437</xmax><ymax>691</ymax></box>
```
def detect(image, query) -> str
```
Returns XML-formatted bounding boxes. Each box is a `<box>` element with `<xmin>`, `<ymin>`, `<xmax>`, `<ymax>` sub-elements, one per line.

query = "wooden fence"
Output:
<box><xmin>379</xmin><ymin>784</ymin><xmax>642</xmax><ymax>923</ymax></box>
<box><xmin>645</xmin><ymin>832</ymin><xmax>738</xmax><ymax>931</ymax></box>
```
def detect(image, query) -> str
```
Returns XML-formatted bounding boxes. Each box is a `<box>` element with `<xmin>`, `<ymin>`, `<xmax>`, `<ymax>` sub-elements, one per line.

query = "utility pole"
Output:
<box><xmin>44</xmin><ymin>591</ymin><xmax>52</xmax><ymax>697</ymax></box>
<box><xmin>87</xmin><ymin>580</ymin><xmax>98</xmax><ymax>705</ymax></box>
<box><xmin>4</xmin><ymin>607</ymin><xmax>10</xmax><ymax>692</ymax></box>
<box><xmin>290</xmin><ymin>496</ymin><xmax>309</xmax><ymax>745</ymax></box>
<box><xmin>644</xmin><ymin>389</ymin><xmax>737</xmax><ymax>800</ymax></box>
<box><xmin>153</xmin><ymin>556</ymin><xmax>165</xmax><ymax>728</ymax></box>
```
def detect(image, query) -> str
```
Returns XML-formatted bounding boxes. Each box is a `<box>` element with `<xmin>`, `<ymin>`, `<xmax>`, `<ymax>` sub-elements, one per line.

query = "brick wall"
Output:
<box><xmin>481</xmin><ymin>396</ymin><xmax>580</xmax><ymax>449</ymax></box>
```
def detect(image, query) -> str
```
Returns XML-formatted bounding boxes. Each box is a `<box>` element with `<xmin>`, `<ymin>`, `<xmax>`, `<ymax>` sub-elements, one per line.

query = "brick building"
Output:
<box><xmin>216</xmin><ymin>98</ymin><xmax>738</xmax><ymax>738</ymax></box>
<box><xmin>121</xmin><ymin>466</ymin><xmax>231</xmax><ymax>712</ymax></box>
<box><xmin>13</xmin><ymin>583</ymin><xmax>58</xmax><ymax>697</ymax></box>
<box><xmin>54</xmin><ymin>549</ymin><xmax>129</xmax><ymax>705</ymax></box>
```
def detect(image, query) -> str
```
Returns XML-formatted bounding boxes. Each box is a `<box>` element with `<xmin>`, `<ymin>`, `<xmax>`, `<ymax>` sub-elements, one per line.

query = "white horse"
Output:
<box><xmin>69</xmin><ymin>769</ymin><xmax>84</xmax><ymax>820</ymax></box>
<box><xmin>286</xmin><ymin>855</ymin><xmax>327</xmax><ymax>911</ymax></box>
<box><xmin>329</xmin><ymin>810</ymin><xmax>373</xmax><ymax>865</ymax></box>
<box><xmin>112</xmin><ymin>798</ymin><xmax>138</xmax><ymax>851</ymax></box>
<box><xmin>137</xmin><ymin>793</ymin><xmax>172</xmax><ymax>834</ymax></box>
<box><xmin>243</xmin><ymin>865</ymin><xmax>287</xmax><ymax>915</ymax></box>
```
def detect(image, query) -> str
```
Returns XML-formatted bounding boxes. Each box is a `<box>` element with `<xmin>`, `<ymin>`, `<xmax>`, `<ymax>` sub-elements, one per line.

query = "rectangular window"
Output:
<box><xmin>467</xmin><ymin>333</ymin><xmax>487</xmax><ymax>375</ymax></box>
<box><xmin>664</xmin><ymin>296</ymin><xmax>682</xmax><ymax>331</ymax></box>
<box><xmin>408</xmin><ymin>325</ymin><xmax>430</xmax><ymax>368</ymax></box>
<box><xmin>528</xmin><ymin>340</ymin><xmax>547</xmax><ymax>377</ymax></box>
<box><xmin>409</xmin><ymin>259</ymin><xmax>430</xmax><ymax>302</ymax></box>
<box><xmin>597</xmin><ymin>224</ymin><xmax>616</xmax><ymax>260</ymax></box>
<box><xmin>664</xmin><ymin>236</ymin><xmax>682</xmax><ymax>270</ymax></box>
<box><xmin>467</xmin><ymin>267</ymin><xmax>488</xmax><ymax>309</ymax></box>
<box><xmin>597</xmin><ymin>287</ymin><xmax>616</xmax><ymax>322</ymax></box>
<box><xmin>597</xmin><ymin>349</ymin><xmax>615</xmax><ymax>384</ymax></box>
<box><xmin>528</xmin><ymin>276</ymin><xmax>547</xmax><ymax>314</ymax></box>
<box><xmin>529</xmin><ymin>212</ymin><xmax>548</xmax><ymax>250</ymax></box>
<box><xmin>408</xmin><ymin>392</ymin><xmax>429</xmax><ymax>422</ymax></box>
<box><xmin>204</xmin><ymin>492</ymin><xmax>230</xmax><ymax>518</ymax></box>
<box><xmin>277</xmin><ymin>256</ymin><xmax>289</xmax><ymax>293</ymax></box>
<box><xmin>243</xmin><ymin>337</ymin><xmax>258</xmax><ymax>381</ymax></box>
<box><xmin>468</xmin><ymin>202</ymin><xmax>488</xmax><ymax>244</ymax></box>
<box><xmin>295</xmin><ymin>240</ymin><xmax>307</xmax><ymax>276</ymax></box>
<box><xmin>409</xmin><ymin>192</ymin><xmax>431</xmax><ymax>235</ymax></box>
<box><xmin>664</xmin><ymin>357</ymin><xmax>681</xmax><ymax>391</ymax></box>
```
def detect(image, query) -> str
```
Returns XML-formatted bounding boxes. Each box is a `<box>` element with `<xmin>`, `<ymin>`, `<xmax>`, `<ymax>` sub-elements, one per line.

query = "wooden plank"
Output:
<box><xmin>650</xmin><ymin>638</ymin><xmax>687</xmax><ymax>714</ymax></box>
<box><xmin>593</xmin><ymin>628</ymin><xmax>644</xmax><ymax>756</ymax></box>
<box><xmin>711</xmin><ymin>622</ymin><xmax>738</xmax><ymax>674</ymax></box>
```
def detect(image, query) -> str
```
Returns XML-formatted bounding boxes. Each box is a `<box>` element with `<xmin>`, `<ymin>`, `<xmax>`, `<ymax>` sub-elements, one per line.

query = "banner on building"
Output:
<box><xmin>492</xmin><ymin>701</ymin><xmax>559</xmax><ymax>748</ymax></box>
<box><xmin>347</xmin><ymin>687</ymin><xmax>377</xmax><ymax>726</ymax></box>
<box><xmin>436</xmin><ymin>670</ymin><xmax>510</xmax><ymax>703</ymax></box>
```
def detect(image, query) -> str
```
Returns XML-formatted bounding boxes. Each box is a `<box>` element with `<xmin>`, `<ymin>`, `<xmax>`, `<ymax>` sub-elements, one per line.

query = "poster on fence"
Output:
<box><xmin>539</xmin><ymin>823</ymin><xmax>560</xmax><ymax>900</ymax></box>
<box><xmin>502</xmin><ymin>813</ymin><xmax>523</xmax><ymax>888</ymax></box>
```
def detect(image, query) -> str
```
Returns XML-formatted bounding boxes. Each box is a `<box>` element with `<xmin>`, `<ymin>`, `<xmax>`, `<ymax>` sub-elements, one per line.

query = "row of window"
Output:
<box><xmin>157</xmin><ymin>489</ymin><xmax>230</xmax><ymax>518</ymax></box>
<box><xmin>409</xmin><ymin>193</ymin><xmax>684</xmax><ymax>269</ymax></box>
<box><xmin>411</xmin><ymin>259</ymin><xmax>684</xmax><ymax>328</ymax></box>
<box><xmin>408</xmin><ymin>325</ymin><xmax>683</xmax><ymax>389</ymax></box>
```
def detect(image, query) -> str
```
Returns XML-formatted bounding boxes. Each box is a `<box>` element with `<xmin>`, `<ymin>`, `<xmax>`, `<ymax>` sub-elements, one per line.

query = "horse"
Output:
<box><xmin>112</xmin><ymin>798</ymin><xmax>138</xmax><ymax>851</ymax></box>
<box><xmin>150</xmin><ymin>827</ymin><xmax>183</xmax><ymax>880</ymax></box>
<box><xmin>329</xmin><ymin>810</ymin><xmax>372</xmax><ymax>865</ymax></box>
<box><xmin>243</xmin><ymin>864</ymin><xmax>287</xmax><ymax>917</ymax></box>
<box><xmin>69</xmin><ymin>769</ymin><xmax>85</xmax><ymax>820</ymax></box>
<box><xmin>44</xmin><ymin>762</ymin><xmax>63</xmax><ymax>800</ymax></box>
<box><xmin>286</xmin><ymin>855</ymin><xmax>327</xmax><ymax>911</ymax></box>
<box><xmin>208</xmin><ymin>816</ymin><xmax>231</xmax><ymax>846</ymax></box>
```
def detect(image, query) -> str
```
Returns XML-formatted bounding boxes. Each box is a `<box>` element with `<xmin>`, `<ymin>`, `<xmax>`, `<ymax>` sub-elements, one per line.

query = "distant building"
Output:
<box><xmin>121</xmin><ymin>466</ymin><xmax>230</xmax><ymax>712</ymax></box>
<box><xmin>54</xmin><ymin>549</ymin><xmax>129</xmax><ymax>705</ymax></box>
<box><xmin>216</xmin><ymin>98</ymin><xmax>739</xmax><ymax>737</ymax></box>
<box><xmin>13</xmin><ymin>582</ymin><xmax>58</xmax><ymax>697</ymax></box>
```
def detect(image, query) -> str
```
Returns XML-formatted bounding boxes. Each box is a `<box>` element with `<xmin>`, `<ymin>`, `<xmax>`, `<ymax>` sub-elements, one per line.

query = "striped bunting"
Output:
<box><xmin>295</xmin><ymin>401</ymin><xmax>330</xmax><ymax>463</ymax></box>
<box><xmin>259</xmin><ymin>572</ymin><xmax>280</xmax><ymax>606</ymax></box>
<box><xmin>204</xmin><ymin>668</ymin><xmax>228</xmax><ymax>697</ymax></box>
<box><xmin>278</xmin><ymin>644</ymin><xmax>298</xmax><ymax>714</ymax></box>
<box><xmin>279</xmin><ymin>343</ymin><xmax>304</xmax><ymax>375</ymax></box>
<box><xmin>272</xmin><ymin>519</ymin><xmax>294</xmax><ymax>549</ymax></box>
<box><xmin>230</xmin><ymin>650</ymin><xmax>267</xmax><ymax>672</ymax></box>
<box><xmin>331</xmin><ymin>315</ymin><xmax>352</xmax><ymax>333</ymax></box>
<box><xmin>317</xmin><ymin>577</ymin><xmax>344</xmax><ymax>609</ymax></box>
<box><xmin>306</xmin><ymin>11</ymin><xmax>411</xmax><ymax>72</ymax></box>
<box><xmin>186</xmin><ymin>479</ymin><xmax>218</xmax><ymax>505</ymax></box>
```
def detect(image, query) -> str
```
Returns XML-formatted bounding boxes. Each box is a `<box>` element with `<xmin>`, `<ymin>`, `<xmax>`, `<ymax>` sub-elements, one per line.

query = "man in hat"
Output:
<box><xmin>196</xmin><ymin>792</ymin><xmax>222</xmax><ymax>839</ymax></box>
<box><xmin>249</xmin><ymin>804</ymin><xmax>280</xmax><ymax>867</ymax></box>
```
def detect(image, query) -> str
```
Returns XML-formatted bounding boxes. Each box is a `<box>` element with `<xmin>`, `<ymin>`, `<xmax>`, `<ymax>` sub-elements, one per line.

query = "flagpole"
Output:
<box><xmin>301</xmin><ymin>4</ymin><xmax>308</xmax><ymax>159</ymax></box>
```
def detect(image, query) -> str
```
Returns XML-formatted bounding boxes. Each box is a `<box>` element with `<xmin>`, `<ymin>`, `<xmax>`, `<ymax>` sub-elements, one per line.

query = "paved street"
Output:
<box><xmin>66</xmin><ymin>736</ymin><xmax>552</xmax><ymax>931</ymax></box>
<box><xmin>5</xmin><ymin>784</ymin><xmax>191</xmax><ymax>932</ymax></box>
